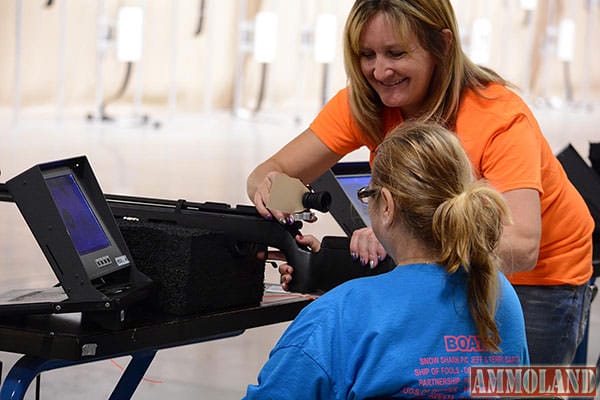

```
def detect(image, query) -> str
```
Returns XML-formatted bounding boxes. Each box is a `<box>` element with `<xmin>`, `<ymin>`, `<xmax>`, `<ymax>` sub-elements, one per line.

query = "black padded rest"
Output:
<box><xmin>117</xmin><ymin>220</ymin><xmax>266</xmax><ymax>315</ymax></box>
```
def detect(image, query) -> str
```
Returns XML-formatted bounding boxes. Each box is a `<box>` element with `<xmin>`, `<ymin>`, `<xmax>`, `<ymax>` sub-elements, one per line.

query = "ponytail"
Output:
<box><xmin>433</xmin><ymin>183</ymin><xmax>511</xmax><ymax>352</ymax></box>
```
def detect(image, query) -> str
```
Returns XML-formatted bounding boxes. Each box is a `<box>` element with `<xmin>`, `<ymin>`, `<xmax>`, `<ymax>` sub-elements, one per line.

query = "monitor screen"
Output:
<box><xmin>40</xmin><ymin>165</ymin><xmax>131</xmax><ymax>280</ymax></box>
<box><xmin>6</xmin><ymin>156</ymin><xmax>135</xmax><ymax>288</ymax></box>
<box><xmin>336</xmin><ymin>174</ymin><xmax>372</xmax><ymax>226</ymax></box>
<box><xmin>311</xmin><ymin>162</ymin><xmax>372</xmax><ymax>236</ymax></box>
<box><xmin>46</xmin><ymin>173</ymin><xmax>111</xmax><ymax>255</ymax></box>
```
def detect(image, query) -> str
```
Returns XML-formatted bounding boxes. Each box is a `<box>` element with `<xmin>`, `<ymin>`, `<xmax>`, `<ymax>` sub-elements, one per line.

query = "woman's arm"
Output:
<box><xmin>497</xmin><ymin>188</ymin><xmax>542</xmax><ymax>274</ymax></box>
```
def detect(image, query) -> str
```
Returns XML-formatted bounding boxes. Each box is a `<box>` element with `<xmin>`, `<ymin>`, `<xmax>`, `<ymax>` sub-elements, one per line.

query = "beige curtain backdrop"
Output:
<box><xmin>0</xmin><ymin>0</ymin><xmax>598</xmax><ymax>114</ymax></box>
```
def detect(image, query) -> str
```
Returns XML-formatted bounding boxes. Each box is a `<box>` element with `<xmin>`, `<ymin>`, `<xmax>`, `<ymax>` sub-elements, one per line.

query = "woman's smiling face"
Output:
<box><xmin>359</xmin><ymin>12</ymin><xmax>436</xmax><ymax>118</ymax></box>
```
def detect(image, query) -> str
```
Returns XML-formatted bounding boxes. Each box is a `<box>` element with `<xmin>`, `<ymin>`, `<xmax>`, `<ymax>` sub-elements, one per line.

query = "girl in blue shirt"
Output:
<box><xmin>244</xmin><ymin>122</ymin><xmax>529</xmax><ymax>399</ymax></box>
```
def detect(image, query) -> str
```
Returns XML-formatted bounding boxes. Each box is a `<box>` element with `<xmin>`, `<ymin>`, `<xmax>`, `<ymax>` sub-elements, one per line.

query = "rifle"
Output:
<box><xmin>105</xmin><ymin>194</ymin><xmax>395</xmax><ymax>294</ymax></box>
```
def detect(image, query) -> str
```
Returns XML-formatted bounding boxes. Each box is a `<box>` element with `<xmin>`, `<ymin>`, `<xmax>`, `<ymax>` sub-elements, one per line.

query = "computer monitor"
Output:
<box><xmin>311</xmin><ymin>161</ymin><xmax>371</xmax><ymax>236</ymax></box>
<box><xmin>2</xmin><ymin>155</ymin><xmax>152</xmax><ymax>318</ymax></box>
<box><xmin>43</xmin><ymin>166</ymin><xmax>131</xmax><ymax>280</ymax></box>
<box><xmin>333</xmin><ymin>169</ymin><xmax>371</xmax><ymax>227</ymax></box>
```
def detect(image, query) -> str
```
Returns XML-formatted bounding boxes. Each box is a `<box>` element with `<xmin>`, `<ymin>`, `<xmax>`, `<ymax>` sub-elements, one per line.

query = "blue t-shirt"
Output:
<box><xmin>244</xmin><ymin>264</ymin><xmax>529</xmax><ymax>399</ymax></box>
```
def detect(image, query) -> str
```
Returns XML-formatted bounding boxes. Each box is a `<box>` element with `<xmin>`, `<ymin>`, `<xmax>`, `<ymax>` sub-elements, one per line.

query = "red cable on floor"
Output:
<box><xmin>109</xmin><ymin>359</ymin><xmax>164</xmax><ymax>384</ymax></box>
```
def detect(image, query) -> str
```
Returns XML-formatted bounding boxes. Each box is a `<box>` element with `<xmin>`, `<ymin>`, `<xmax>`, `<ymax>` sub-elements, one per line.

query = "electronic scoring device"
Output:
<box><xmin>311</xmin><ymin>161</ymin><xmax>372</xmax><ymax>236</ymax></box>
<box><xmin>0</xmin><ymin>156</ymin><xmax>152</xmax><ymax>323</ymax></box>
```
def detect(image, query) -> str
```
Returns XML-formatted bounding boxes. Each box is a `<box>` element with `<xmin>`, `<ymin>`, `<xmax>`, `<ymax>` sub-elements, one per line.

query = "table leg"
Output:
<box><xmin>0</xmin><ymin>350</ymin><xmax>157</xmax><ymax>400</ymax></box>
<box><xmin>109</xmin><ymin>349</ymin><xmax>156</xmax><ymax>399</ymax></box>
<box><xmin>0</xmin><ymin>356</ymin><xmax>79</xmax><ymax>400</ymax></box>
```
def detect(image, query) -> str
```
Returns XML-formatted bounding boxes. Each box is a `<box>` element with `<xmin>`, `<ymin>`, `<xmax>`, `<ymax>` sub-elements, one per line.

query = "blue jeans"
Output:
<box><xmin>513</xmin><ymin>283</ymin><xmax>593</xmax><ymax>365</ymax></box>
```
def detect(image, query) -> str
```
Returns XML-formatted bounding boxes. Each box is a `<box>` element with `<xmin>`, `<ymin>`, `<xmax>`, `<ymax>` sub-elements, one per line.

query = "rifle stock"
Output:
<box><xmin>106</xmin><ymin>194</ymin><xmax>394</xmax><ymax>294</ymax></box>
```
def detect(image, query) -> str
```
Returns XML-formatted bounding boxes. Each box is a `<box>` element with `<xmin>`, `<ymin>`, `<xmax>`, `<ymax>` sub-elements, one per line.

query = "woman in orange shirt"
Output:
<box><xmin>246</xmin><ymin>0</ymin><xmax>593</xmax><ymax>365</ymax></box>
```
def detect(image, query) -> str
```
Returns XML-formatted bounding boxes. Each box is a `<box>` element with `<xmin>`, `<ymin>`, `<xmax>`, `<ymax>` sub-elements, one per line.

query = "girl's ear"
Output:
<box><xmin>380</xmin><ymin>187</ymin><xmax>395</xmax><ymax>226</ymax></box>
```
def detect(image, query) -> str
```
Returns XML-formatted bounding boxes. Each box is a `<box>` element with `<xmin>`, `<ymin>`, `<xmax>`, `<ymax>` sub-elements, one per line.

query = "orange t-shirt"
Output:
<box><xmin>310</xmin><ymin>85</ymin><xmax>593</xmax><ymax>286</ymax></box>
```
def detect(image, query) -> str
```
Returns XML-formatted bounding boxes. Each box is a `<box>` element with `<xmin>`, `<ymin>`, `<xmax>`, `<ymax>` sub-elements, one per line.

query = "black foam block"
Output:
<box><xmin>117</xmin><ymin>220</ymin><xmax>266</xmax><ymax>315</ymax></box>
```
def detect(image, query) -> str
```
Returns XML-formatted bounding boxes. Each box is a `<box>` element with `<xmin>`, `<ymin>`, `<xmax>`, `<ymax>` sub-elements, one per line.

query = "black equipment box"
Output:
<box><xmin>117</xmin><ymin>219</ymin><xmax>265</xmax><ymax>315</ymax></box>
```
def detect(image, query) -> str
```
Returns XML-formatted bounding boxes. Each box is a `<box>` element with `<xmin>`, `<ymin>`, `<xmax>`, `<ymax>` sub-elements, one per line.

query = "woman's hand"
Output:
<box><xmin>247</xmin><ymin>128</ymin><xmax>343</xmax><ymax>223</ymax></box>
<box><xmin>349</xmin><ymin>227</ymin><xmax>387</xmax><ymax>269</ymax></box>
<box><xmin>253</xmin><ymin>171</ymin><xmax>293</xmax><ymax>224</ymax></box>
<box><xmin>272</xmin><ymin>234</ymin><xmax>321</xmax><ymax>291</ymax></box>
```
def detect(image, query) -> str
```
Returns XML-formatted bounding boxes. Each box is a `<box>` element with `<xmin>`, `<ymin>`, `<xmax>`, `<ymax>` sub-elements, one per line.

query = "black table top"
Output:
<box><xmin>0</xmin><ymin>293</ymin><xmax>313</xmax><ymax>361</ymax></box>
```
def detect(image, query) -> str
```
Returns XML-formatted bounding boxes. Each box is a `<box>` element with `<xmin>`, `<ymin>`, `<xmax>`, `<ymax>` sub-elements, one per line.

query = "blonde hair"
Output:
<box><xmin>371</xmin><ymin>121</ymin><xmax>511</xmax><ymax>352</ymax></box>
<box><xmin>343</xmin><ymin>0</ymin><xmax>511</xmax><ymax>143</ymax></box>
